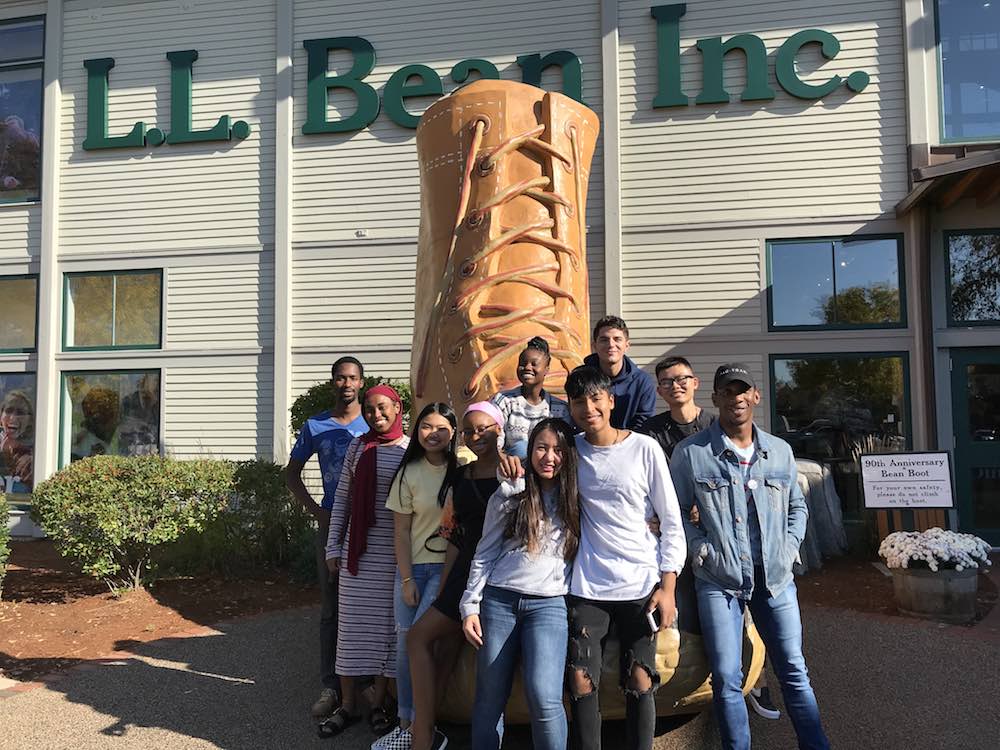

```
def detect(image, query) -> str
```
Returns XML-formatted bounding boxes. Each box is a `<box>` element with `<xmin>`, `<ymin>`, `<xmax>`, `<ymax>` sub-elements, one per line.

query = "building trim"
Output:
<box><xmin>272</xmin><ymin>0</ymin><xmax>294</xmax><ymax>463</ymax></box>
<box><xmin>600</xmin><ymin>0</ymin><xmax>622</xmax><ymax>316</ymax></box>
<box><xmin>34</xmin><ymin>0</ymin><xmax>61</xmax><ymax>486</ymax></box>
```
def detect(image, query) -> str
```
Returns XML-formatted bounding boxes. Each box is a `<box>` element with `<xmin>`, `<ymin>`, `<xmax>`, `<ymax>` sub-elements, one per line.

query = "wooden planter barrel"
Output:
<box><xmin>890</xmin><ymin>566</ymin><xmax>979</xmax><ymax>624</ymax></box>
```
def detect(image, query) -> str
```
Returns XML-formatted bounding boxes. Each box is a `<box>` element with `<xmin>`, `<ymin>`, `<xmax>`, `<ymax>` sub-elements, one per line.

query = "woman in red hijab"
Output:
<box><xmin>321</xmin><ymin>384</ymin><xmax>409</xmax><ymax>738</ymax></box>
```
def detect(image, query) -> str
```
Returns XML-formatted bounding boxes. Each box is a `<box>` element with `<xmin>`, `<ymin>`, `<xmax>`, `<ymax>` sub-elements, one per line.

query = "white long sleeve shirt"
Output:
<box><xmin>571</xmin><ymin>431</ymin><xmax>686</xmax><ymax>600</ymax></box>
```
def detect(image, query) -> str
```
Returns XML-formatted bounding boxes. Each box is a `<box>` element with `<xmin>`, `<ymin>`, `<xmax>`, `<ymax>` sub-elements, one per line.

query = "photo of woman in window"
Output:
<box><xmin>0</xmin><ymin>385</ymin><xmax>35</xmax><ymax>494</ymax></box>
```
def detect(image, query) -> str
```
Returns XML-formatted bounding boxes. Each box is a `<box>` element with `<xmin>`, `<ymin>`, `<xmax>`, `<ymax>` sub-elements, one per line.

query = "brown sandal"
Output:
<box><xmin>317</xmin><ymin>706</ymin><xmax>358</xmax><ymax>739</ymax></box>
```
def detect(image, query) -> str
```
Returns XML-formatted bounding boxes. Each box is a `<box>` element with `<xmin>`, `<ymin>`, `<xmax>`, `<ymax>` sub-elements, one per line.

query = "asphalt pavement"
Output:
<box><xmin>0</xmin><ymin>602</ymin><xmax>997</xmax><ymax>749</ymax></box>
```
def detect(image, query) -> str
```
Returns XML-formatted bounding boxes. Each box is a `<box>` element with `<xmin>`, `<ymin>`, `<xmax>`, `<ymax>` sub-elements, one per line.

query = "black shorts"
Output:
<box><xmin>566</xmin><ymin>591</ymin><xmax>660</xmax><ymax>690</ymax></box>
<box><xmin>432</xmin><ymin>555</ymin><xmax>472</xmax><ymax>622</ymax></box>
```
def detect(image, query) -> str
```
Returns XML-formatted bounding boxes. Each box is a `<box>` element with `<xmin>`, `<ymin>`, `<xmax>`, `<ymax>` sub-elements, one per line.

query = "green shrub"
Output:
<box><xmin>290</xmin><ymin>375</ymin><xmax>413</xmax><ymax>436</ymax></box>
<box><xmin>31</xmin><ymin>455</ymin><xmax>235</xmax><ymax>592</ymax></box>
<box><xmin>0</xmin><ymin>494</ymin><xmax>9</xmax><ymax>600</ymax></box>
<box><xmin>162</xmin><ymin>459</ymin><xmax>313</xmax><ymax>577</ymax></box>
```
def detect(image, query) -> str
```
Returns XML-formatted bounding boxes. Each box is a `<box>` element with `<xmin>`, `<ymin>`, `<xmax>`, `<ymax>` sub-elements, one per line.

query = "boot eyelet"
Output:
<box><xmin>472</xmin><ymin>115</ymin><xmax>491</xmax><ymax>134</ymax></box>
<box><xmin>448</xmin><ymin>301</ymin><xmax>459</xmax><ymax>315</ymax></box>
<box><xmin>462</xmin><ymin>385</ymin><xmax>479</xmax><ymax>401</ymax></box>
<box><xmin>478</xmin><ymin>156</ymin><xmax>495</xmax><ymax>177</ymax></box>
<box><xmin>448</xmin><ymin>345</ymin><xmax>463</xmax><ymax>363</ymax></box>
<box><xmin>460</xmin><ymin>262</ymin><xmax>477</xmax><ymax>277</ymax></box>
<box><xmin>466</xmin><ymin>211</ymin><xmax>483</xmax><ymax>229</ymax></box>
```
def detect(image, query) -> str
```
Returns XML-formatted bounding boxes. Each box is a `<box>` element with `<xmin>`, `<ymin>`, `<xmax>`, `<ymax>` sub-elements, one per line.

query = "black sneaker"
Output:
<box><xmin>430</xmin><ymin>728</ymin><xmax>449</xmax><ymax>750</ymax></box>
<box><xmin>748</xmin><ymin>687</ymin><xmax>781</xmax><ymax>720</ymax></box>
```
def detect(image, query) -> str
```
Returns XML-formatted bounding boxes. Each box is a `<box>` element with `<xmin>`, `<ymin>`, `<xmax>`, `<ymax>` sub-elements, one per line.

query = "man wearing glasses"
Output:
<box><xmin>639</xmin><ymin>356</ymin><xmax>713</xmax><ymax>464</ymax></box>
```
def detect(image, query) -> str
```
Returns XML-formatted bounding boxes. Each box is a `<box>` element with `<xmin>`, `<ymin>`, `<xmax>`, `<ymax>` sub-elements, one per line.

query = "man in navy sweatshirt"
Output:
<box><xmin>581</xmin><ymin>315</ymin><xmax>657</xmax><ymax>430</ymax></box>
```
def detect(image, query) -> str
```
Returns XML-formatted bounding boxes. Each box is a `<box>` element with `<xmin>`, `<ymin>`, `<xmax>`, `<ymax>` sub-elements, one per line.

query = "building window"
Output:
<box><xmin>61</xmin><ymin>370</ymin><xmax>160</xmax><ymax>466</ymax></box>
<box><xmin>1</xmin><ymin>372</ymin><xmax>35</xmax><ymax>495</ymax></box>
<box><xmin>0</xmin><ymin>274</ymin><xmax>37</xmax><ymax>351</ymax></box>
<box><xmin>64</xmin><ymin>270</ymin><xmax>162</xmax><ymax>350</ymax></box>
<box><xmin>768</xmin><ymin>236</ymin><xmax>905</xmax><ymax>330</ymax></box>
<box><xmin>946</xmin><ymin>229</ymin><xmax>1000</xmax><ymax>325</ymax></box>
<box><xmin>937</xmin><ymin>0</ymin><xmax>1000</xmax><ymax>142</ymax></box>
<box><xmin>0</xmin><ymin>16</ymin><xmax>44</xmax><ymax>203</ymax></box>
<box><xmin>771</xmin><ymin>353</ymin><xmax>910</xmax><ymax>519</ymax></box>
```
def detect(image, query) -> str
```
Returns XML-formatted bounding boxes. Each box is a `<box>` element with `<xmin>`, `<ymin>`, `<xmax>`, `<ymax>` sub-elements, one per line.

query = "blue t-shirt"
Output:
<box><xmin>289</xmin><ymin>411</ymin><xmax>369</xmax><ymax>510</ymax></box>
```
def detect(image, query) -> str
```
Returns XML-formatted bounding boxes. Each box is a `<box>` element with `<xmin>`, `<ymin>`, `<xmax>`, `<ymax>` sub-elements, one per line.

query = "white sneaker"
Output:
<box><xmin>748</xmin><ymin>687</ymin><xmax>781</xmax><ymax>720</ymax></box>
<box><xmin>371</xmin><ymin>726</ymin><xmax>411</xmax><ymax>750</ymax></box>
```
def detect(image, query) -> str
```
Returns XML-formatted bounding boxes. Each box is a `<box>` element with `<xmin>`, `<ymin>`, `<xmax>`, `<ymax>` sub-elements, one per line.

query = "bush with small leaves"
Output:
<box><xmin>31</xmin><ymin>455</ymin><xmax>235</xmax><ymax>592</ymax></box>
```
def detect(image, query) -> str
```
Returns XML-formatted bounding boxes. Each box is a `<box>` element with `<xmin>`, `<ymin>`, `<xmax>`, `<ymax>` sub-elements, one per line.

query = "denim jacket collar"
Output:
<box><xmin>707</xmin><ymin>419</ymin><xmax>773</xmax><ymax>461</ymax></box>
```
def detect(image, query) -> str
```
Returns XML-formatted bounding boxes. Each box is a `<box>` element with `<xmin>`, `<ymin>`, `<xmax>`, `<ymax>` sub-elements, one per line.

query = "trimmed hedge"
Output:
<box><xmin>0</xmin><ymin>494</ymin><xmax>9</xmax><ymax>600</ymax></box>
<box><xmin>162</xmin><ymin>459</ymin><xmax>314</xmax><ymax>578</ymax></box>
<box><xmin>31</xmin><ymin>456</ymin><xmax>235</xmax><ymax>592</ymax></box>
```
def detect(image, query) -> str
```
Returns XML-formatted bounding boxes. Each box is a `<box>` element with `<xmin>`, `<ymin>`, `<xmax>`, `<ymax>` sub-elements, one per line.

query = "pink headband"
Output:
<box><xmin>464</xmin><ymin>401</ymin><xmax>504</xmax><ymax>427</ymax></box>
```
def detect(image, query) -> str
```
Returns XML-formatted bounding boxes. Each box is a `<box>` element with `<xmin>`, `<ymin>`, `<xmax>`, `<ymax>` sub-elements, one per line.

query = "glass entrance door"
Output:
<box><xmin>951</xmin><ymin>348</ymin><xmax>1000</xmax><ymax>545</ymax></box>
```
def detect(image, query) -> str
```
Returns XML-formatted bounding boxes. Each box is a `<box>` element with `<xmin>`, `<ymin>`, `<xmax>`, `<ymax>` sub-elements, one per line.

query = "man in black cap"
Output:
<box><xmin>671</xmin><ymin>364</ymin><xmax>829</xmax><ymax>750</ymax></box>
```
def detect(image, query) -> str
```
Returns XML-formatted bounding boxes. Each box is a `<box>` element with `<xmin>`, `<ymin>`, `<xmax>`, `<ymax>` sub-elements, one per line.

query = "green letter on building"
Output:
<box><xmin>81</xmin><ymin>58</ymin><xmax>146</xmax><ymax>150</ymax></box>
<box><xmin>384</xmin><ymin>64</ymin><xmax>444</xmax><ymax>128</ymax></box>
<box><xmin>695</xmin><ymin>34</ymin><xmax>774</xmax><ymax>104</ymax></box>
<box><xmin>517</xmin><ymin>51</ymin><xmax>583</xmax><ymax>103</ymax></box>
<box><xmin>775</xmin><ymin>29</ymin><xmax>844</xmax><ymax>99</ymax></box>
<box><xmin>303</xmin><ymin>37</ymin><xmax>380</xmax><ymax>134</ymax></box>
<box><xmin>164</xmin><ymin>50</ymin><xmax>249</xmax><ymax>145</ymax></box>
<box><xmin>650</xmin><ymin>4</ymin><xmax>688</xmax><ymax>108</ymax></box>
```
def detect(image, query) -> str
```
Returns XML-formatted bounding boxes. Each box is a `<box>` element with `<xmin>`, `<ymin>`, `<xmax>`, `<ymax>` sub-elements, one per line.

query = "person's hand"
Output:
<box><xmin>402</xmin><ymin>578</ymin><xmax>419</xmax><ymax>608</ymax></box>
<box><xmin>463</xmin><ymin>614</ymin><xmax>484</xmax><ymax>649</ymax></box>
<box><xmin>326</xmin><ymin>557</ymin><xmax>340</xmax><ymax>577</ymax></box>
<box><xmin>689</xmin><ymin>504</ymin><xmax>701</xmax><ymax>525</ymax></box>
<box><xmin>498</xmin><ymin>453</ymin><xmax>524</xmax><ymax>480</ymax></box>
<box><xmin>648</xmin><ymin>587</ymin><xmax>677</xmax><ymax>632</ymax></box>
<box><xmin>647</xmin><ymin>514</ymin><xmax>660</xmax><ymax>537</ymax></box>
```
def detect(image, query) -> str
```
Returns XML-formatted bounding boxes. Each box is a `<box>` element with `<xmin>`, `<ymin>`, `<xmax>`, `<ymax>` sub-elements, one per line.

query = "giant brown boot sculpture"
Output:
<box><xmin>411</xmin><ymin>80</ymin><xmax>599</xmax><ymax>410</ymax></box>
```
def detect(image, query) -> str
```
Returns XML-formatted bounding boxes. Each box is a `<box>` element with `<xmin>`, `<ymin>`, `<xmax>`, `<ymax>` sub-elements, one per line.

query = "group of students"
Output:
<box><xmin>285</xmin><ymin>316</ymin><xmax>830</xmax><ymax>750</ymax></box>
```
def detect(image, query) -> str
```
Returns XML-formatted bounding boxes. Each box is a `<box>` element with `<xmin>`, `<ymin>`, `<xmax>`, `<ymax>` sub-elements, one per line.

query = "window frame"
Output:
<box><xmin>0</xmin><ymin>14</ymin><xmax>45</xmax><ymax>205</ymax></box>
<box><xmin>944</xmin><ymin>228</ymin><xmax>1000</xmax><ymax>327</ymax></box>
<box><xmin>768</xmin><ymin>351</ymin><xmax>914</xmax><ymax>452</ymax></box>
<box><xmin>766</xmin><ymin>234</ymin><xmax>907</xmax><ymax>333</ymax></box>
<box><xmin>0</xmin><ymin>272</ymin><xmax>39</xmax><ymax>353</ymax></box>
<box><xmin>934</xmin><ymin>0</ymin><xmax>1000</xmax><ymax>145</ymax></box>
<box><xmin>62</xmin><ymin>268</ymin><xmax>164</xmax><ymax>351</ymax></box>
<box><xmin>57</xmin><ymin>367</ymin><xmax>163</xmax><ymax>469</ymax></box>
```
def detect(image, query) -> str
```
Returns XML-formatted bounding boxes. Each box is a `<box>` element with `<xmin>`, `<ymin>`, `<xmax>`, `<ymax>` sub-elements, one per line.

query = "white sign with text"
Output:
<box><xmin>860</xmin><ymin>452</ymin><xmax>954</xmax><ymax>509</ymax></box>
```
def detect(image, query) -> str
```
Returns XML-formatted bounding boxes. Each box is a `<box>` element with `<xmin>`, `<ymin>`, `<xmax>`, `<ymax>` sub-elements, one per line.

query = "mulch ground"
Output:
<box><xmin>0</xmin><ymin>540</ymin><xmax>317</xmax><ymax>681</ymax></box>
<box><xmin>795</xmin><ymin>554</ymin><xmax>998</xmax><ymax>625</ymax></box>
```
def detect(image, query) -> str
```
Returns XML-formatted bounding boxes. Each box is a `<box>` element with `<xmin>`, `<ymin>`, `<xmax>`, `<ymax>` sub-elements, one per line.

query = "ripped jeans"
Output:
<box><xmin>567</xmin><ymin>592</ymin><xmax>659</xmax><ymax>750</ymax></box>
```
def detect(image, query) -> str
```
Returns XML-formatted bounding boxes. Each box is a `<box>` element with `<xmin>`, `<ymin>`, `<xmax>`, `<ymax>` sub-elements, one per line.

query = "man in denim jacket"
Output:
<box><xmin>671</xmin><ymin>364</ymin><xmax>829</xmax><ymax>750</ymax></box>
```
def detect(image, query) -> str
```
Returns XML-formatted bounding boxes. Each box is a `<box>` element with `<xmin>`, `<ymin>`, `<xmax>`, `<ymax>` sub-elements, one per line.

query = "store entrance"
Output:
<box><xmin>951</xmin><ymin>348</ymin><xmax>1000</xmax><ymax>545</ymax></box>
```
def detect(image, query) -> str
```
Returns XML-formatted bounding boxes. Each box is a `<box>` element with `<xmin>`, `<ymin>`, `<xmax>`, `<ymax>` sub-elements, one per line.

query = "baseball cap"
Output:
<box><xmin>713</xmin><ymin>363</ymin><xmax>756</xmax><ymax>391</ymax></box>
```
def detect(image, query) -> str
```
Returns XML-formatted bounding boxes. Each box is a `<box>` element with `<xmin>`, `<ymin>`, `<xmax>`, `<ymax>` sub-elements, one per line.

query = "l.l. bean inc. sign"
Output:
<box><xmin>82</xmin><ymin>3</ymin><xmax>872</xmax><ymax>150</ymax></box>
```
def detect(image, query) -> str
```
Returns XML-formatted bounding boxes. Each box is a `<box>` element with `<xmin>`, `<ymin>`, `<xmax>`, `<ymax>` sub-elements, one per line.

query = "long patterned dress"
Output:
<box><xmin>327</xmin><ymin>435</ymin><xmax>409</xmax><ymax>677</ymax></box>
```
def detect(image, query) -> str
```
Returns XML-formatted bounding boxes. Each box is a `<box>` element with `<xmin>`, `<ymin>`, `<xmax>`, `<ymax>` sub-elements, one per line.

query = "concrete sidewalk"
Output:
<box><xmin>0</xmin><ymin>602</ymin><xmax>997</xmax><ymax>749</ymax></box>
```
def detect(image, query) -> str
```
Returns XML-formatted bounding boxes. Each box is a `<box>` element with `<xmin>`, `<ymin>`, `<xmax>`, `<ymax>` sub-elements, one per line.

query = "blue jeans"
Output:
<box><xmin>472</xmin><ymin>586</ymin><xmax>568</xmax><ymax>750</ymax></box>
<box><xmin>394</xmin><ymin>563</ymin><xmax>442</xmax><ymax>722</ymax></box>
<box><xmin>695</xmin><ymin>574</ymin><xmax>829</xmax><ymax>750</ymax></box>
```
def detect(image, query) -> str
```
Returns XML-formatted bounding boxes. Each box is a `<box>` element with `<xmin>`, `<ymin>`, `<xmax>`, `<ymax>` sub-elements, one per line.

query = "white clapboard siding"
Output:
<box><xmin>622</xmin><ymin>232</ymin><xmax>762</xmax><ymax>342</ymax></box>
<box><xmin>58</xmin><ymin>0</ymin><xmax>276</xmax><ymax>252</ymax></box>
<box><xmin>0</xmin><ymin>0</ymin><xmax>44</xmax><ymax>21</ymax></box>
<box><xmin>618</xmin><ymin>0</ymin><xmax>908</xmax><ymax>226</ymax></box>
<box><xmin>292</xmin><ymin>0</ymin><xmax>604</xmax><ymax>245</ymax></box>
<box><xmin>163</xmin><ymin>360</ymin><xmax>273</xmax><ymax>459</ymax></box>
<box><xmin>293</xmin><ymin>232</ymin><xmax>606</xmax><ymax>354</ymax></box>
<box><xmin>166</xmin><ymin>255</ymin><xmax>274</xmax><ymax>349</ymax></box>
<box><xmin>0</xmin><ymin>205</ymin><xmax>39</xmax><ymax>261</ymax></box>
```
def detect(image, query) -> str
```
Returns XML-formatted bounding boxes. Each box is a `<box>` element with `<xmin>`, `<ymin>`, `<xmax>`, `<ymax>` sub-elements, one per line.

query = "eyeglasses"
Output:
<box><xmin>658</xmin><ymin>375</ymin><xmax>695</xmax><ymax>388</ymax></box>
<box><xmin>461</xmin><ymin>425</ymin><xmax>498</xmax><ymax>439</ymax></box>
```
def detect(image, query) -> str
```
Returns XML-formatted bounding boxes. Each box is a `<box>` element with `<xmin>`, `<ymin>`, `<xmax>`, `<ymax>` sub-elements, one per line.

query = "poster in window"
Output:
<box><xmin>67</xmin><ymin>372</ymin><xmax>160</xmax><ymax>462</ymax></box>
<box><xmin>0</xmin><ymin>67</ymin><xmax>43</xmax><ymax>200</ymax></box>
<box><xmin>0</xmin><ymin>372</ymin><xmax>35</xmax><ymax>495</ymax></box>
